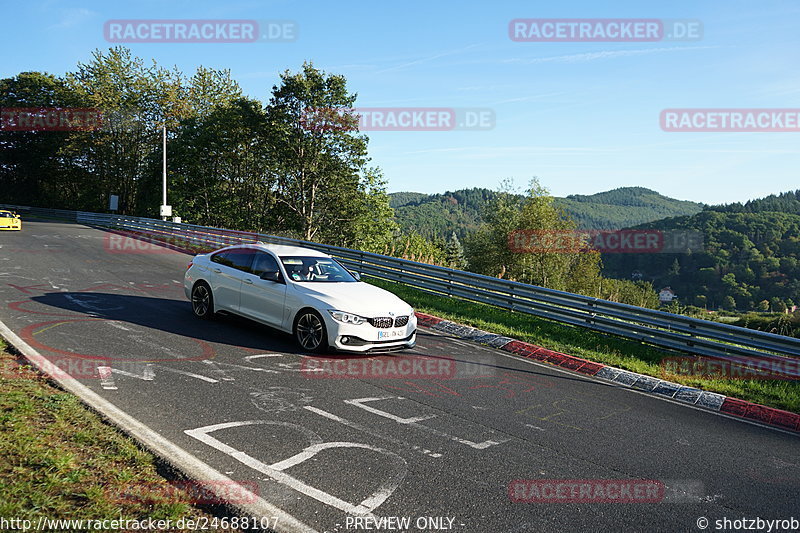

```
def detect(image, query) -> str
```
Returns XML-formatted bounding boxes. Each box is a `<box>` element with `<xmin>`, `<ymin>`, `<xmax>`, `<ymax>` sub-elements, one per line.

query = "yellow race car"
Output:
<box><xmin>0</xmin><ymin>210</ymin><xmax>21</xmax><ymax>231</ymax></box>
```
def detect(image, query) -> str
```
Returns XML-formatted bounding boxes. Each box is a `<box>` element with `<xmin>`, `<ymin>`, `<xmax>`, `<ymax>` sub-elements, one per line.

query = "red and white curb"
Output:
<box><xmin>415</xmin><ymin>312</ymin><xmax>800</xmax><ymax>434</ymax></box>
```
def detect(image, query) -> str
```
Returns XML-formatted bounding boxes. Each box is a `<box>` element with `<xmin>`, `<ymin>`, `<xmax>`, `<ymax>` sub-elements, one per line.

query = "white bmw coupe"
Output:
<box><xmin>184</xmin><ymin>243</ymin><xmax>417</xmax><ymax>353</ymax></box>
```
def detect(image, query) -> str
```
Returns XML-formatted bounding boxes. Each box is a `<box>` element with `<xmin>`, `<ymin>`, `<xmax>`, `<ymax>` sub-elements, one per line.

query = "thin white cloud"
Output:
<box><xmin>376</xmin><ymin>44</ymin><xmax>482</xmax><ymax>74</ymax></box>
<box><xmin>49</xmin><ymin>7</ymin><xmax>96</xmax><ymax>29</ymax></box>
<box><xmin>502</xmin><ymin>45</ymin><xmax>719</xmax><ymax>65</ymax></box>
<box><xmin>488</xmin><ymin>92</ymin><xmax>567</xmax><ymax>106</ymax></box>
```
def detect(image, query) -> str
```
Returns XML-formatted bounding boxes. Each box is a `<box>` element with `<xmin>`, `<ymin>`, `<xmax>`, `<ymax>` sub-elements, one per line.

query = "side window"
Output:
<box><xmin>251</xmin><ymin>252</ymin><xmax>280</xmax><ymax>276</ymax></box>
<box><xmin>210</xmin><ymin>251</ymin><xmax>233</xmax><ymax>267</ymax></box>
<box><xmin>226</xmin><ymin>248</ymin><xmax>256</xmax><ymax>273</ymax></box>
<box><xmin>211</xmin><ymin>248</ymin><xmax>255</xmax><ymax>273</ymax></box>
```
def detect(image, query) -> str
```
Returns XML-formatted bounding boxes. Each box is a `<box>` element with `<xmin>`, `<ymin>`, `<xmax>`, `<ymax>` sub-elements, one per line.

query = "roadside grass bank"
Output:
<box><xmin>367</xmin><ymin>278</ymin><xmax>800</xmax><ymax>414</ymax></box>
<box><xmin>0</xmin><ymin>339</ymin><xmax>244</xmax><ymax>531</ymax></box>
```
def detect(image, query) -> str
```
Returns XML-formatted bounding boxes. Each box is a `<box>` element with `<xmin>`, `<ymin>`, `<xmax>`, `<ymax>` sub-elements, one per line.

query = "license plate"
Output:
<box><xmin>377</xmin><ymin>329</ymin><xmax>404</xmax><ymax>339</ymax></box>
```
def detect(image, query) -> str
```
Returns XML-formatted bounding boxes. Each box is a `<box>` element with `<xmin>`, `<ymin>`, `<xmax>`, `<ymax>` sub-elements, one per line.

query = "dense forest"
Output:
<box><xmin>390</xmin><ymin>186</ymin><xmax>704</xmax><ymax>240</ymax></box>
<box><xmin>0</xmin><ymin>48</ymin><xmax>401</xmax><ymax>253</ymax></box>
<box><xmin>601</xmin><ymin>193</ymin><xmax>800</xmax><ymax>311</ymax></box>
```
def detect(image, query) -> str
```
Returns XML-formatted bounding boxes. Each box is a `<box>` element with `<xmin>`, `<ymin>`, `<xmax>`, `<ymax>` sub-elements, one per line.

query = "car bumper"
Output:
<box><xmin>325</xmin><ymin>314</ymin><xmax>418</xmax><ymax>353</ymax></box>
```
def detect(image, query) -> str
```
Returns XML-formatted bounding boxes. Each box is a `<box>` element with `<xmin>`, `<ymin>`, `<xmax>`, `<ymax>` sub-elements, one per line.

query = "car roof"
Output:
<box><xmin>222</xmin><ymin>242</ymin><xmax>330</xmax><ymax>258</ymax></box>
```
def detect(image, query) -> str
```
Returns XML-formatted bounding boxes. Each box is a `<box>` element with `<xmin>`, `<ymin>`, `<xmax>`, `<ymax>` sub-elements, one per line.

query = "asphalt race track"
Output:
<box><xmin>1</xmin><ymin>220</ymin><xmax>798</xmax><ymax>533</ymax></box>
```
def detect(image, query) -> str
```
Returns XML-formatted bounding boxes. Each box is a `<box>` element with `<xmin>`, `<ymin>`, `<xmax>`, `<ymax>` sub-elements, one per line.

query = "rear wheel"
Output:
<box><xmin>294</xmin><ymin>310</ymin><xmax>328</xmax><ymax>353</ymax></box>
<box><xmin>191</xmin><ymin>282</ymin><xmax>215</xmax><ymax>320</ymax></box>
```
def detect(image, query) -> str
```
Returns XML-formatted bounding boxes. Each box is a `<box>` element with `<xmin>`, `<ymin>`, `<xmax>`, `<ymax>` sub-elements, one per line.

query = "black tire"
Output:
<box><xmin>191</xmin><ymin>282</ymin><xmax>215</xmax><ymax>320</ymax></box>
<box><xmin>294</xmin><ymin>310</ymin><xmax>328</xmax><ymax>353</ymax></box>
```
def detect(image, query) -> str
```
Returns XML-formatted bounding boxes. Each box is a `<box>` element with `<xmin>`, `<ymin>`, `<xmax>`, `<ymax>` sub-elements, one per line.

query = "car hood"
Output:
<box><xmin>292</xmin><ymin>282</ymin><xmax>413</xmax><ymax>317</ymax></box>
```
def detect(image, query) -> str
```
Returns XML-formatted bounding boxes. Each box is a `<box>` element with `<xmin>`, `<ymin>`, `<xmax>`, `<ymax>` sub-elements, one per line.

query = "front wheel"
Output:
<box><xmin>294</xmin><ymin>310</ymin><xmax>328</xmax><ymax>353</ymax></box>
<box><xmin>191</xmin><ymin>282</ymin><xmax>215</xmax><ymax>320</ymax></box>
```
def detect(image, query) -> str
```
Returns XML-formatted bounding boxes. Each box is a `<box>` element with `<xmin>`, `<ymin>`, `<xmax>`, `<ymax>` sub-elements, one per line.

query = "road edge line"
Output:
<box><xmin>0</xmin><ymin>319</ymin><xmax>318</xmax><ymax>533</ymax></box>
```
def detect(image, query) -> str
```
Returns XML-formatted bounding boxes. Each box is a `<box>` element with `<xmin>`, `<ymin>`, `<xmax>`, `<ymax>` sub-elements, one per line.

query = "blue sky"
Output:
<box><xmin>3</xmin><ymin>0</ymin><xmax>800</xmax><ymax>204</ymax></box>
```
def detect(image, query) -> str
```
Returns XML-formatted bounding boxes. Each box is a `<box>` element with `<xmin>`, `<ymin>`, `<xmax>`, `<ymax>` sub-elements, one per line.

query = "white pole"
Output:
<box><xmin>162</xmin><ymin>124</ymin><xmax>167</xmax><ymax>220</ymax></box>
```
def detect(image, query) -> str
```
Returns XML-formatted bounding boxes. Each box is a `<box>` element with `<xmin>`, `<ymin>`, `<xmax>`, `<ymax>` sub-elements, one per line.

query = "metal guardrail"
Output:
<box><xmin>4</xmin><ymin>204</ymin><xmax>799</xmax><ymax>371</ymax></box>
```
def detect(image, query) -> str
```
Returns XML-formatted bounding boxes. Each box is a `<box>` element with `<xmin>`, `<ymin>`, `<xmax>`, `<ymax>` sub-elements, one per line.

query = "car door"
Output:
<box><xmin>209</xmin><ymin>248</ymin><xmax>255</xmax><ymax>312</ymax></box>
<box><xmin>239</xmin><ymin>251</ymin><xmax>288</xmax><ymax>328</ymax></box>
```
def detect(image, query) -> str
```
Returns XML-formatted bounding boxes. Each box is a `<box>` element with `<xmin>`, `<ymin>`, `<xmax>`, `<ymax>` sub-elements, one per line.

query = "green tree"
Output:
<box><xmin>722</xmin><ymin>295</ymin><xmax>737</xmax><ymax>311</ymax></box>
<box><xmin>67</xmin><ymin>47</ymin><xmax>187</xmax><ymax>215</ymax></box>
<box><xmin>266</xmin><ymin>62</ymin><xmax>386</xmax><ymax>244</ymax></box>
<box><xmin>466</xmin><ymin>178</ymin><xmax>601</xmax><ymax>293</ymax></box>
<box><xmin>0</xmin><ymin>72</ymin><xmax>90</xmax><ymax>208</ymax></box>
<box><xmin>170</xmin><ymin>98</ymin><xmax>273</xmax><ymax>229</ymax></box>
<box><xmin>444</xmin><ymin>232</ymin><xmax>467</xmax><ymax>270</ymax></box>
<box><xmin>340</xmin><ymin>167</ymin><xmax>397</xmax><ymax>252</ymax></box>
<box><xmin>770</xmin><ymin>297</ymin><xmax>787</xmax><ymax>313</ymax></box>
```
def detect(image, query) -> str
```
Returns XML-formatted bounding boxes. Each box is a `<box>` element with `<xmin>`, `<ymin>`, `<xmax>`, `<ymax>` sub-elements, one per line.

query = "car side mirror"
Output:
<box><xmin>259</xmin><ymin>271</ymin><xmax>282</xmax><ymax>283</ymax></box>
<box><xmin>351</xmin><ymin>271</ymin><xmax>361</xmax><ymax>281</ymax></box>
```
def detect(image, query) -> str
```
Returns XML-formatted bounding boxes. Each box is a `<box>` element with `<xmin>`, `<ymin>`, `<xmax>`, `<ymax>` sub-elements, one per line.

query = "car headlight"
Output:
<box><xmin>328</xmin><ymin>310</ymin><xmax>367</xmax><ymax>325</ymax></box>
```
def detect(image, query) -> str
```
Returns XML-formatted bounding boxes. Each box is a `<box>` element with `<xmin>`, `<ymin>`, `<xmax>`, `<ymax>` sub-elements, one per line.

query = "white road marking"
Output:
<box><xmin>250</xmin><ymin>387</ymin><xmax>315</xmax><ymax>414</ymax></box>
<box><xmin>275</xmin><ymin>361</ymin><xmax>323</xmax><ymax>372</ymax></box>
<box><xmin>345</xmin><ymin>397</ymin><xmax>436</xmax><ymax>425</ymax></box>
<box><xmin>200</xmin><ymin>360</ymin><xmax>236</xmax><ymax>381</ymax></box>
<box><xmin>97</xmin><ymin>366</ymin><xmax>118</xmax><ymax>390</ymax></box>
<box><xmin>244</xmin><ymin>353</ymin><xmax>284</xmax><ymax>361</ymax></box>
<box><xmin>111</xmin><ymin>365</ymin><xmax>155</xmax><ymax>381</ymax></box>
<box><xmin>304</xmin><ymin>406</ymin><xmax>443</xmax><ymax>458</ymax></box>
<box><xmin>63</xmin><ymin>294</ymin><xmax>122</xmax><ymax>312</ymax></box>
<box><xmin>346</xmin><ymin>396</ymin><xmax>508</xmax><ymax>450</ymax></box>
<box><xmin>157</xmin><ymin>366</ymin><xmax>218</xmax><ymax>383</ymax></box>
<box><xmin>185</xmin><ymin>420</ymin><xmax>406</xmax><ymax>517</ymax></box>
<box><xmin>208</xmin><ymin>361</ymin><xmax>280</xmax><ymax>374</ymax></box>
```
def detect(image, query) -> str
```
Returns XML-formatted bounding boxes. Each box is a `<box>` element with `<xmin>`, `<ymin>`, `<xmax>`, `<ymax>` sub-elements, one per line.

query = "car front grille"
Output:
<box><xmin>369</xmin><ymin>317</ymin><xmax>394</xmax><ymax>328</ymax></box>
<box><xmin>368</xmin><ymin>316</ymin><xmax>409</xmax><ymax>328</ymax></box>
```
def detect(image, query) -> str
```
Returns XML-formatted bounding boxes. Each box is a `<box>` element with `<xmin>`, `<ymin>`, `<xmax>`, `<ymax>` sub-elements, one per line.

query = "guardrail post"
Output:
<box><xmin>447</xmin><ymin>270</ymin><xmax>453</xmax><ymax>298</ymax></box>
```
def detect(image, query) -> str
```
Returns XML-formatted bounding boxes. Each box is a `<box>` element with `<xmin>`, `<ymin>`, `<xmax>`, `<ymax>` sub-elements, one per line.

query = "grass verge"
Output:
<box><xmin>0</xmin><ymin>339</ymin><xmax>244</xmax><ymax>531</ymax></box>
<box><xmin>367</xmin><ymin>277</ymin><xmax>800</xmax><ymax>414</ymax></box>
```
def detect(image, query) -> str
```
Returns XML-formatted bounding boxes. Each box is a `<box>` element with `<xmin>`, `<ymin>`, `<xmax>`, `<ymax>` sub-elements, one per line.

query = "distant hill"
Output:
<box><xmin>389</xmin><ymin>192</ymin><xmax>430</xmax><ymax>209</ymax></box>
<box><xmin>601</xmin><ymin>190</ymin><xmax>800</xmax><ymax>312</ymax></box>
<box><xmin>707</xmin><ymin>190</ymin><xmax>800</xmax><ymax>215</ymax></box>
<box><xmin>390</xmin><ymin>186</ymin><xmax>705</xmax><ymax>240</ymax></box>
<box><xmin>558</xmin><ymin>187</ymin><xmax>705</xmax><ymax>230</ymax></box>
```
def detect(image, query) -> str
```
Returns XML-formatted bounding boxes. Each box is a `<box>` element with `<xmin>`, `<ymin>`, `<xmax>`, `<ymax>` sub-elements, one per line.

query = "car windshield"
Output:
<box><xmin>279</xmin><ymin>256</ymin><xmax>357</xmax><ymax>283</ymax></box>
<box><xmin>0</xmin><ymin>211</ymin><xmax>13</xmax><ymax>218</ymax></box>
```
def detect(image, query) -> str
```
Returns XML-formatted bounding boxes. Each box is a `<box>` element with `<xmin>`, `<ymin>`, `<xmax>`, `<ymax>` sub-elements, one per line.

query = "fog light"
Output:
<box><xmin>341</xmin><ymin>336</ymin><xmax>349</xmax><ymax>344</ymax></box>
